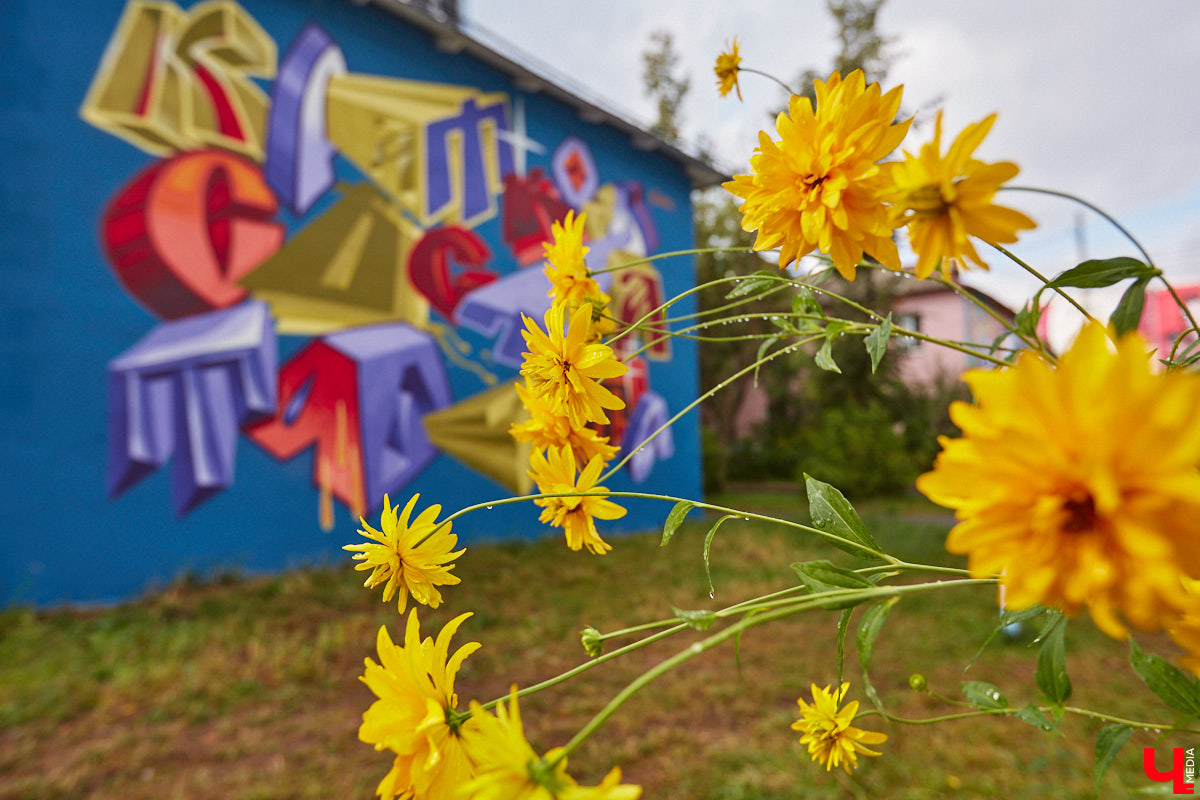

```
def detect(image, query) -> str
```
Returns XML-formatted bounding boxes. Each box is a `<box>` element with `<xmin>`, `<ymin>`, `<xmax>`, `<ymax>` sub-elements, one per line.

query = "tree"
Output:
<box><xmin>640</xmin><ymin>30</ymin><xmax>689</xmax><ymax>144</ymax></box>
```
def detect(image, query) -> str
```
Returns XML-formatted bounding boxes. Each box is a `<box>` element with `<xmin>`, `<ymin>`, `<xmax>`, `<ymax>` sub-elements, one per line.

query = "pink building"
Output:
<box><xmin>890</xmin><ymin>279</ymin><xmax>1016</xmax><ymax>387</ymax></box>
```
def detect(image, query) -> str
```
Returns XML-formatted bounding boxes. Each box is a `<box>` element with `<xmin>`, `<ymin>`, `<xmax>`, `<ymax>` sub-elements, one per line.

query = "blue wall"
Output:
<box><xmin>0</xmin><ymin>0</ymin><xmax>701</xmax><ymax>605</ymax></box>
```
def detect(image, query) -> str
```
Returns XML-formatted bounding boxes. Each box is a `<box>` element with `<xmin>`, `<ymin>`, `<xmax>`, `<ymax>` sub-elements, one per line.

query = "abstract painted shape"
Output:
<box><xmin>611</xmin><ymin>261</ymin><xmax>670</xmax><ymax>360</ymax></box>
<box><xmin>551</xmin><ymin>136</ymin><xmax>598</xmax><ymax>208</ymax></box>
<box><xmin>239</xmin><ymin>183</ymin><xmax>429</xmax><ymax>335</ymax></box>
<box><xmin>108</xmin><ymin>300</ymin><xmax>277</xmax><ymax>514</ymax></box>
<box><xmin>324</xmin><ymin>73</ymin><xmax>511</xmax><ymax>227</ymax></box>
<box><xmin>423</xmin><ymin>381</ymin><xmax>533</xmax><ymax>494</ymax></box>
<box><xmin>80</xmin><ymin>0</ymin><xmax>277</xmax><ymax>159</ymax></box>
<box><xmin>454</xmin><ymin>267</ymin><xmax>554</xmax><ymax>368</ymax></box>
<box><xmin>407</xmin><ymin>226</ymin><xmax>497</xmax><ymax>319</ymax></box>
<box><xmin>424</xmin><ymin>96</ymin><xmax>514</xmax><ymax>226</ymax></box>
<box><xmin>583</xmin><ymin>183</ymin><xmax>649</xmax><ymax>275</ymax></box>
<box><xmin>619</xmin><ymin>391</ymin><xmax>674</xmax><ymax>484</ymax></box>
<box><xmin>594</xmin><ymin>356</ymin><xmax>648</xmax><ymax>450</ymax></box>
<box><xmin>245</xmin><ymin>323</ymin><xmax>451</xmax><ymax>529</ymax></box>
<box><xmin>264</xmin><ymin>23</ymin><xmax>347</xmax><ymax>215</ymax></box>
<box><xmin>501</xmin><ymin>168</ymin><xmax>573</xmax><ymax>266</ymax></box>
<box><xmin>103</xmin><ymin>150</ymin><xmax>285</xmax><ymax>319</ymax></box>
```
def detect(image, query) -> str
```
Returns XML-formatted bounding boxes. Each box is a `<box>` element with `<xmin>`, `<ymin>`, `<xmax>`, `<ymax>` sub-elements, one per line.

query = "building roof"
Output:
<box><xmin>367</xmin><ymin>0</ymin><xmax>728</xmax><ymax>189</ymax></box>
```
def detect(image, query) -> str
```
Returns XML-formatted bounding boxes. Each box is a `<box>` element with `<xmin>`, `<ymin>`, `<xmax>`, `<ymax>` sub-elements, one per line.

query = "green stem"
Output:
<box><xmin>737</xmin><ymin>66</ymin><xmax>799</xmax><ymax>96</ymax></box>
<box><xmin>863</xmin><ymin>705</ymin><xmax>1200</xmax><ymax>736</ymax></box>
<box><xmin>588</xmin><ymin>246</ymin><xmax>754</xmax><ymax>276</ymax></box>
<box><xmin>989</xmin><ymin>243</ymin><xmax>1107</xmax><ymax>332</ymax></box>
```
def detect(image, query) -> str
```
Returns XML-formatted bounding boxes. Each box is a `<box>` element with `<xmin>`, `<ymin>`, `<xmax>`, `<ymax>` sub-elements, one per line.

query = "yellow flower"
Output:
<box><xmin>714</xmin><ymin>37</ymin><xmax>742</xmax><ymax>100</ymax></box>
<box><xmin>520</xmin><ymin>303</ymin><xmax>628</xmax><ymax>429</ymax></box>
<box><xmin>917</xmin><ymin>324</ymin><xmax>1200</xmax><ymax>637</ymax></box>
<box><xmin>510</xmin><ymin>382</ymin><xmax>619</xmax><ymax>467</ymax></box>
<box><xmin>1167</xmin><ymin>579</ymin><xmax>1200</xmax><ymax>678</ymax></box>
<box><xmin>544</xmin><ymin>210</ymin><xmax>607</xmax><ymax>309</ymax></box>
<box><xmin>724</xmin><ymin>69</ymin><xmax>911</xmax><ymax>280</ymax></box>
<box><xmin>529</xmin><ymin>445</ymin><xmax>627</xmax><ymax>555</ymax></box>
<box><xmin>792</xmin><ymin>682</ymin><xmax>887</xmax><ymax>774</ymax></box>
<box><xmin>884</xmin><ymin>111</ymin><xmax>1036</xmax><ymax>279</ymax></box>
<box><xmin>460</xmin><ymin>691</ymin><xmax>641</xmax><ymax>800</ymax></box>
<box><xmin>344</xmin><ymin>494</ymin><xmax>464</xmax><ymax>613</ymax></box>
<box><xmin>359</xmin><ymin>611</ymin><xmax>481</xmax><ymax>800</ymax></box>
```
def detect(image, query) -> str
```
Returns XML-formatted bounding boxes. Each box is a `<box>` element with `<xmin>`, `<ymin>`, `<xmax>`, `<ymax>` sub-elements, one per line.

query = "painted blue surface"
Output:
<box><xmin>0</xmin><ymin>0</ymin><xmax>702</xmax><ymax>606</ymax></box>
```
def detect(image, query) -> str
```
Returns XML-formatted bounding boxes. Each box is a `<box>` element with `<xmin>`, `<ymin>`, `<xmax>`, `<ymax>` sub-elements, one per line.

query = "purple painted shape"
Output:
<box><xmin>324</xmin><ymin>323</ymin><xmax>452</xmax><ymax>503</ymax></box>
<box><xmin>551</xmin><ymin>136</ymin><xmax>598</xmax><ymax>208</ymax></box>
<box><xmin>108</xmin><ymin>301</ymin><xmax>277</xmax><ymax>515</ymax></box>
<box><xmin>454</xmin><ymin>267</ymin><xmax>549</xmax><ymax>367</ymax></box>
<box><xmin>622</xmin><ymin>181</ymin><xmax>659</xmax><ymax>253</ymax></box>
<box><xmin>264</xmin><ymin>24</ymin><xmax>346</xmax><ymax>216</ymax></box>
<box><xmin>425</xmin><ymin>97</ymin><xmax>513</xmax><ymax>222</ymax></box>
<box><xmin>619</xmin><ymin>391</ymin><xmax>673</xmax><ymax>484</ymax></box>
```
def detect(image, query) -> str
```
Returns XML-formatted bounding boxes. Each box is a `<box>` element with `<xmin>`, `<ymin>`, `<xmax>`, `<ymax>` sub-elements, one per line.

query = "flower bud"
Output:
<box><xmin>908</xmin><ymin>673</ymin><xmax>927</xmax><ymax>691</ymax></box>
<box><xmin>580</xmin><ymin>626</ymin><xmax>604</xmax><ymax>658</ymax></box>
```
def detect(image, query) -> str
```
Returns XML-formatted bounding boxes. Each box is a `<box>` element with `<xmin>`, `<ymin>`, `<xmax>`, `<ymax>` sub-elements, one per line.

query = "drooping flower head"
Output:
<box><xmin>510</xmin><ymin>381</ymin><xmax>619</xmax><ymax>468</ymax></box>
<box><xmin>460</xmin><ymin>690</ymin><xmax>641</xmax><ymax>800</ymax></box>
<box><xmin>529</xmin><ymin>445</ymin><xmax>627</xmax><ymax>555</ymax></box>
<box><xmin>344</xmin><ymin>494</ymin><xmax>464</xmax><ymax>613</ymax></box>
<box><xmin>714</xmin><ymin>37</ymin><xmax>743</xmax><ymax>100</ymax></box>
<box><xmin>917</xmin><ymin>324</ymin><xmax>1200</xmax><ymax>637</ymax></box>
<box><xmin>544</xmin><ymin>210</ymin><xmax>608</xmax><ymax>309</ymax></box>
<box><xmin>724</xmin><ymin>69</ymin><xmax>912</xmax><ymax>279</ymax></box>
<box><xmin>359</xmin><ymin>611</ymin><xmax>481</xmax><ymax>800</ymax></box>
<box><xmin>884</xmin><ymin>111</ymin><xmax>1036</xmax><ymax>279</ymax></box>
<box><xmin>520</xmin><ymin>303</ymin><xmax>628</xmax><ymax>429</ymax></box>
<box><xmin>792</xmin><ymin>682</ymin><xmax>887</xmax><ymax>774</ymax></box>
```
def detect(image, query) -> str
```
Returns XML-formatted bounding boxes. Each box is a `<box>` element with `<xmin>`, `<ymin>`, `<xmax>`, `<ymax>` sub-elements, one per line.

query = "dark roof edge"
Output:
<box><xmin>364</xmin><ymin>0</ymin><xmax>729</xmax><ymax>189</ymax></box>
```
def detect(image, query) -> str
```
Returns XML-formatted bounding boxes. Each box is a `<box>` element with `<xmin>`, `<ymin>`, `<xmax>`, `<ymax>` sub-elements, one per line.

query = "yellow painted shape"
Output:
<box><xmin>422</xmin><ymin>381</ymin><xmax>533</xmax><ymax>494</ymax></box>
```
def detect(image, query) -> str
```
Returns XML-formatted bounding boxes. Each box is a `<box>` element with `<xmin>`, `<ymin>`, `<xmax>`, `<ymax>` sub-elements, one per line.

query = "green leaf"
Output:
<box><xmin>836</xmin><ymin>608</ymin><xmax>852</xmax><ymax>687</ymax></box>
<box><xmin>804</xmin><ymin>475</ymin><xmax>883</xmax><ymax>560</ymax></box>
<box><xmin>1110</xmin><ymin>276</ymin><xmax>1151</xmax><ymax>337</ymax></box>
<box><xmin>864</xmin><ymin>313</ymin><xmax>892</xmax><ymax>374</ymax></box>
<box><xmin>1129</xmin><ymin>638</ymin><xmax>1200</xmax><ymax>718</ymax></box>
<box><xmin>670</xmin><ymin>605</ymin><xmax>716</xmax><ymax>631</ymax></box>
<box><xmin>1036</xmin><ymin>617</ymin><xmax>1072</xmax><ymax>704</ymax></box>
<box><xmin>1046</xmin><ymin>257</ymin><xmax>1158</xmax><ymax>289</ymax></box>
<box><xmin>703</xmin><ymin>515</ymin><xmax>736</xmax><ymax>598</ymax></box>
<box><xmin>961</xmin><ymin>680</ymin><xmax>1009</xmax><ymax>710</ymax></box>
<box><xmin>660</xmin><ymin>501</ymin><xmax>694</xmax><ymax>547</ymax></box>
<box><xmin>814</xmin><ymin>335</ymin><xmax>841</xmax><ymax>373</ymax></box>
<box><xmin>1032</xmin><ymin>608</ymin><xmax>1065</xmax><ymax>643</ymax></box>
<box><xmin>725</xmin><ymin>270</ymin><xmax>780</xmax><ymax>299</ymax></box>
<box><xmin>857</xmin><ymin>597</ymin><xmax>899</xmax><ymax>671</ymax></box>
<box><xmin>791</xmin><ymin>560</ymin><xmax>875</xmax><ymax>609</ymax></box>
<box><xmin>1016</xmin><ymin>702</ymin><xmax>1060</xmax><ymax>735</ymax></box>
<box><xmin>792</xmin><ymin>286</ymin><xmax>825</xmax><ymax>319</ymax></box>
<box><xmin>861</xmin><ymin>662</ymin><xmax>885</xmax><ymax>714</ymax></box>
<box><xmin>1093</xmin><ymin>724</ymin><xmax>1133</xmax><ymax>797</ymax></box>
<box><xmin>1014</xmin><ymin>298</ymin><xmax>1044</xmax><ymax>339</ymax></box>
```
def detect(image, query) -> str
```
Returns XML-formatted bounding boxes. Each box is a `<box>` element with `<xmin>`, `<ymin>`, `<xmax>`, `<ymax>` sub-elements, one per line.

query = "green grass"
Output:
<box><xmin>0</xmin><ymin>489</ymin><xmax>1193</xmax><ymax>799</ymax></box>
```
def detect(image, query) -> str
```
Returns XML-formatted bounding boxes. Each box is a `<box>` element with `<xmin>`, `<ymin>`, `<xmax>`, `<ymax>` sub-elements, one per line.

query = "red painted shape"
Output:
<box><xmin>501</xmin><ymin>169</ymin><xmax>573</xmax><ymax>266</ymax></box>
<box><xmin>564</xmin><ymin>151</ymin><xmax>587</xmax><ymax>193</ymax></box>
<box><xmin>244</xmin><ymin>340</ymin><xmax>367</xmax><ymax>517</ymax></box>
<box><xmin>191</xmin><ymin>62</ymin><xmax>246</xmax><ymax>141</ymax></box>
<box><xmin>613</xmin><ymin>269</ymin><xmax>671</xmax><ymax>359</ymax></box>
<box><xmin>102</xmin><ymin>150</ymin><xmax>284</xmax><ymax>319</ymax></box>
<box><xmin>407</xmin><ymin>226</ymin><xmax>497</xmax><ymax>318</ymax></box>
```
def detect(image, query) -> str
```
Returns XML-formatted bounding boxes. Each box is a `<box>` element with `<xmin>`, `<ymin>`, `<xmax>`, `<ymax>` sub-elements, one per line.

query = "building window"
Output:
<box><xmin>894</xmin><ymin>312</ymin><xmax>920</xmax><ymax>352</ymax></box>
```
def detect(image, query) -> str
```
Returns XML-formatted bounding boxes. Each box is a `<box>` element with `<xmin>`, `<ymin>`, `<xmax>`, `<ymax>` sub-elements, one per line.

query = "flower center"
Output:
<box><xmin>906</xmin><ymin>184</ymin><xmax>949</xmax><ymax>217</ymax></box>
<box><xmin>1060</xmin><ymin>492</ymin><xmax>1096</xmax><ymax>533</ymax></box>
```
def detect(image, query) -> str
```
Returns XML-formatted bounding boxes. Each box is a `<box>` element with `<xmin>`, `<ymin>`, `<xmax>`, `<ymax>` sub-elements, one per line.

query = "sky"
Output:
<box><xmin>461</xmin><ymin>0</ymin><xmax>1200</xmax><ymax>334</ymax></box>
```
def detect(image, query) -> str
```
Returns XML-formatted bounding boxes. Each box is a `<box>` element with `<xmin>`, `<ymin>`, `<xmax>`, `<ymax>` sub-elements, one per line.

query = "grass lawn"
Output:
<box><xmin>1</xmin><ymin>489</ymin><xmax>1194</xmax><ymax>799</ymax></box>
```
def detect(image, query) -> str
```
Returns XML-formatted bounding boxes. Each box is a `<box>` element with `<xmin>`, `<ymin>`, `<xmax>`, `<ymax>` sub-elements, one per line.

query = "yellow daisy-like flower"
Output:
<box><xmin>460</xmin><ymin>691</ymin><xmax>641</xmax><ymax>800</ymax></box>
<box><xmin>359</xmin><ymin>611</ymin><xmax>481</xmax><ymax>800</ymax></box>
<box><xmin>714</xmin><ymin>37</ymin><xmax>742</xmax><ymax>100</ymax></box>
<box><xmin>344</xmin><ymin>494</ymin><xmax>464</xmax><ymax>614</ymax></box>
<box><xmin>917</xmin><ymin>324</ymin><xmax>1200</xmax><ymax>637</ymax></box>
<box><xmin>792</xmin><ymin>682</ymin><xmax>887</xmax><ymax>774</ymax></box>
<box><xmin>1167</xmin><ymin>580</ymin><xmax>1200</xmax><ymax>678</ymax></box>
<box><xmin>510</xmin><ymin>382</ymin><xmax>619</xmax><ymax>468</ymax></box>
<box><xmin>884</xmin><ymin>110</ymin><xmax>1036</xmax><ymax>279</ymax></box>
<box><xmin>529</xmin><ymin>445</ymin><xmax>627</xmax><ymax>555</ymax></box>
<box><xmin>520</xmin><ymin>303</ymin><xmax>628</xmax><ymax>429</ymax></box>
<box><xmin>544</xmin><ymin>210</ymin><xmax>607</xmax><ymax>309</ymax></box>
<box><xmin>724</xmin><ymin>69</ymin><xmax>912</xmax><ymax>280</ymax></box>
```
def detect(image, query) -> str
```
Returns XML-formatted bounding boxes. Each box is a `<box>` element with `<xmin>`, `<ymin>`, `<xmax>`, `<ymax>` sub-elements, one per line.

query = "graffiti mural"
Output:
<box><xmin>84</xmin><ymin>0</ymin><xmax>684</xmax><ymax>531</ymax></box>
